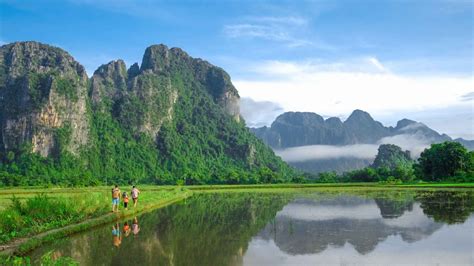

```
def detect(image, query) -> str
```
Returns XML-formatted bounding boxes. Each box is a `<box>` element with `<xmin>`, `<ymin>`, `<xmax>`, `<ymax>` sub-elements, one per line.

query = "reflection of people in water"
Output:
<box><xmin>112</xmin><ymin>223</ymin><xmax>122</xmax><ymax>247</ymax></box>
<box><xmin>132</xmin><ymin>217</ymin><xmax>140</xmax><ymax>236</ymax></box>
<box><xmin>123</xmin><ymin>221</ymin><xmax>131</xmax><ymax>237</ymax></box>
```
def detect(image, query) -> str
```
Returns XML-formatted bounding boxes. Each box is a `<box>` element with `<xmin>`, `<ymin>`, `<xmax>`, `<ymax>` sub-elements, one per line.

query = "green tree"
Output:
<box><xmin>372</xmin><ymin>144</ymin><xmax>412</xmax><ymax>169</ymax></box>
<box><xmin>417</xmin><ymin>141</ymin><xmax>472</xmax><ymax>181</ymax></box>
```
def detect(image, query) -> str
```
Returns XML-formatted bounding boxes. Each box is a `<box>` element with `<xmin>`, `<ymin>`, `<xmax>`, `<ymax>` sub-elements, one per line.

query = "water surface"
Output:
<box><xmin>29</xmin><ymin>189</ymin><xmax>474</xmax><ymax>265</ymax></box>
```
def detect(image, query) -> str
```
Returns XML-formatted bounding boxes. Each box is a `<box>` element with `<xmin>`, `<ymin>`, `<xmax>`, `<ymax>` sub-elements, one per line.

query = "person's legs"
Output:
<box><xmin>112</xmin><ymin>198</ymin><xmax>119</xmax><ymax>212</ymax></box>
<box><xmin>133</xmin><ymin>198</ymin><xmax>138</xmax><ymax>207</ymax></box>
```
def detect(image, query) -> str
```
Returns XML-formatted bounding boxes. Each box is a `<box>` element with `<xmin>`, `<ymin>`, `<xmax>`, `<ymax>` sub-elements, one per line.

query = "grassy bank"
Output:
<box><xmin>0</xmin><ymin>187</ymin><xmax>191</xmax><ymax>257</ymax></box>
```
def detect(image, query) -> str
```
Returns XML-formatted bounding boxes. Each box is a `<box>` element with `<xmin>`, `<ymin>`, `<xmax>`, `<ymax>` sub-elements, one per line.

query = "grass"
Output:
<box><xmin>0</xmin><ymin>186</ymin><xmax>191</xmax><ymax>257</ymax></box>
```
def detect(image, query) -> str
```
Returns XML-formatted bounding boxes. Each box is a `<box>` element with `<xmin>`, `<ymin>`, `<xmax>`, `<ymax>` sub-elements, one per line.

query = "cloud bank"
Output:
<box><xmin>240</xmin><ymin>98</ymin><xmax>284</xmax><ymax>127</ymax></box>
<box><xmin>275</xmin><ymin>144</ymin><xmax>378</xmax><ymax>162</ymax></box>
<box><xmin>275</xmin><ymin>133</ymin><xmax>432</xmax><ymax>163</ymax></box>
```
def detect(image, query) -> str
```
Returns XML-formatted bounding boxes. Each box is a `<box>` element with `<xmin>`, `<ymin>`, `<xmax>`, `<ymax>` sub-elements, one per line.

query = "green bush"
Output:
<box><xmin>0</xmin><ymin>193</ymin><xmax>108</xmax><ymax>244</ymax></box>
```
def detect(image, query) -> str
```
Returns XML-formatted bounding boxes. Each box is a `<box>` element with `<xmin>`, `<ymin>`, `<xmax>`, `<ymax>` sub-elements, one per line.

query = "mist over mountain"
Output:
<box><xmin>251</xmin><ymin>110</ymin><xmax>473</xmax><ymax>174</ymax></box>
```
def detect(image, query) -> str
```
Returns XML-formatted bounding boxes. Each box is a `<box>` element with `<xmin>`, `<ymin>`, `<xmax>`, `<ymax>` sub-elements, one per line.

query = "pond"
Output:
<box><xmin>28</xmin><ymin>189</ymin><xmax>474</xmax><ymax>265</ymax></box>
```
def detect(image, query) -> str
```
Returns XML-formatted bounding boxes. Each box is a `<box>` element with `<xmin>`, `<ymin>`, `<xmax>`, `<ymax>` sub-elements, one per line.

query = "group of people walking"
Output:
<box><xmin>112</xmin><ymin>185</ymin><xmax>141</xmax><ymax>212</ymax></box>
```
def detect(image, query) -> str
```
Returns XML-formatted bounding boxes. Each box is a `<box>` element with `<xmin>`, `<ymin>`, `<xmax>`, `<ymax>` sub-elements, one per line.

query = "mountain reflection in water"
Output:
<box><xmin>29</xmin><ymin>190</ymin><xmax>474</xmax><ymax>266</ymax></box>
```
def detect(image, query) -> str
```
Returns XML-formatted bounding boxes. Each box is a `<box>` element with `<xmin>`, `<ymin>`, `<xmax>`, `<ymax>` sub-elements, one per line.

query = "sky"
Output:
<box><xmin>1</xmin><ymin>0</ymin><xmax>473</xmax><ymax>139</ymax></box>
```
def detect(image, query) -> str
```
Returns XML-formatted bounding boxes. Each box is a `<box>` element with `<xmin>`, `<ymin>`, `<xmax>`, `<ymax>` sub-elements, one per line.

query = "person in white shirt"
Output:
<box><xmin>131</xmin><ymin>185</ymin><xmax>140</xmax><ymax>207</ymax></box>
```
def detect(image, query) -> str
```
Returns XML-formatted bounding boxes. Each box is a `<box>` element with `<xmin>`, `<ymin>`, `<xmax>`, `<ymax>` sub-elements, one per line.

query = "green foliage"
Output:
<box><xmin>0</xmin><ymin>252</ymin><xmax>78</xmax><ymax>266</ymax></box>
<box><xmin>55</xmin><ymin>77</ymin><xmax>78</xmax><ymax>102</ymax></box>
<box><xmin>416</xmin><ymin>190</ymin><xmax>474</xmax><ymax>224</ymax></box>
<box><xmin>27</xmin><ymin>73</ymin><xmax>51</xmax><ymax>110</ymax></box>
<box><xmin>417</xmin><ymin>141</ymin><xmax>472</xmax><ymax>181</ymax></box>
<box><xmin>0</xmin><ymin>193</ymin><xmax>109</xmax><ymax>244</ymax></box>
<box><xmin>372</xmin><ymin>144</ymin><xmax>412</xmax><ymax>169</ymax></box>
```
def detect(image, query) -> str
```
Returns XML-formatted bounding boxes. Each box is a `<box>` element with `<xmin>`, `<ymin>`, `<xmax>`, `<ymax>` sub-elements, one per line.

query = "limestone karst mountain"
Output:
<box><xmin>0</xmin><ymin>41</ymin><xmax>293</xmax><ymax>185</ymax></box>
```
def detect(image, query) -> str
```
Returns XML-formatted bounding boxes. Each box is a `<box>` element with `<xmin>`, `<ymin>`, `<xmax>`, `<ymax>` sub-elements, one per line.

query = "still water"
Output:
<box><xmin>29</xmin><ymin>189</ymin><xmax>474</xmax><ymax>265</ymax></box>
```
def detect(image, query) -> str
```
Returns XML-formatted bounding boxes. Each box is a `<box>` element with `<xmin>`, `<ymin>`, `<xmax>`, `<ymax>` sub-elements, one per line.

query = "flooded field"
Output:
<box><xmin>28</xmin><ymin>189</ymin><xmax>474</xmax><ymax>265</ymax></box>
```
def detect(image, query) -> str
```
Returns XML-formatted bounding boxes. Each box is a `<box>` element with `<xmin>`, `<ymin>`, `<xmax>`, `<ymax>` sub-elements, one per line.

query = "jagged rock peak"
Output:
<box><xmin>273</xmin><ymin>112</ymin><xmax>325</xmax><ymax>126</ymax></box>
<box><xmin>139</xmin><ymin>43</ymin><xmax>240</xmax><ymax>120</ymax></box>
<box><xmin>140</xmin><ymin>44</ymin><xmax>192</xmax><ymax>72</ymax></box>
<box><xmin>345</xmin><ymin>109</ymin><xmax>374</xmax><ymax>123</ymax></box>
<box><xmin>90</xmin><ymin>60</ymin><xmax>128</xmax><ymax>106</ymax></box>
<box><xmin>93</xmin><ymin>59</ymin><xmax>127</xmax><ymax>77</ymax></box>
<box><xmin>325</xmin><ymin>117</ymin><xmax>343</xmax><ymax>125</ymax></box>
<box><xmin>0</xmin><ymin>41</ymin><xmax>87</xmax><ymax>78</ymax></box>
<box><xmin>395</xmin><ymin>118</ymin><xmax>417</xmax><ymax>130</ymax></box>
<box><xmin>127</xmin><ymin>62</ymin><xmax>140</xmax><ymax>79</ymax></box>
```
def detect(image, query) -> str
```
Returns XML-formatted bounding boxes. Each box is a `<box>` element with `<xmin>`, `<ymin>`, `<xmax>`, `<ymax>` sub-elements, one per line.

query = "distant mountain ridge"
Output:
<box><xmin>251</xmin><ymin>110</ymin><xmax>465</xmax><ymax>149</ymax></box>
<box><xmin>251</xmin><ymin>110</ymin><xmax>473</xmax><ymax>174</ymax></box>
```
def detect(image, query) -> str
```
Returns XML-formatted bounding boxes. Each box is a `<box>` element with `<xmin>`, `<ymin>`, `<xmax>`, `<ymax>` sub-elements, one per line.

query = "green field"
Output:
<box><xmin>2</xmin><ymin>182</ymin><xmax>473</xmax><ymax>210</ymax></box>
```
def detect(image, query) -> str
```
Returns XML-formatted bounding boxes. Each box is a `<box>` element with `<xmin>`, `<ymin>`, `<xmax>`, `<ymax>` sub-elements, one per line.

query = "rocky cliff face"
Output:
<box><xmin>343</xmin><ymin>109</ymin><xmax>390</xmax><ymax>144</ymax></box>
<box><xmin>91</xmin><ymin>44</ymin><xmax>240</xmax><ymax>138</ymax></box>
<box><xmin>90</xmin><ymin>59</ymin><xmax>127</xmax><ymax>110</ymax></box>
<box><xmin>0</xmin><ymin>42</ymin><xmax>89</xmax><ymax>156</ymax></box>
<box><xmin>266</xmin><ymin>112</ymin><xmax>352</xmax><ymax>148</ymax></box>
<box><xmin>0</xmin><ymin>41</ymin><xmax>291</xmax><ymax>185</ymax></box>
<box><xmin>140</xmin><ymin>45</ymin><xmax>240</xmax><ymax>122</ymax></box>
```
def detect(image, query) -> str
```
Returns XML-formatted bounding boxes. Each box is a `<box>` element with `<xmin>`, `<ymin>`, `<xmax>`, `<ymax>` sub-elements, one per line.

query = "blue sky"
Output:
<box><xmin>1</xmin><ymin>0</ymin><xmax>473</xmax><ymax>138</ymax></box>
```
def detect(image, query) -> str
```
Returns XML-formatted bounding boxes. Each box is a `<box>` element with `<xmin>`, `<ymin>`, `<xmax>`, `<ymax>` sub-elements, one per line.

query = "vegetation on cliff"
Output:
<box><xmin>0</xmin><ymin>42</ymin><xmax>294</xmax><ymax>186</ymax></box>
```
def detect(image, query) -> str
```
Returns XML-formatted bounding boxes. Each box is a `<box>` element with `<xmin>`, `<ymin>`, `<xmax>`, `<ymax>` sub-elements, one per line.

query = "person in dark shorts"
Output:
<box><xmin>122</xmin><ymin>191</ymin><xmax>129</xmax><ymax>210</ymax></box>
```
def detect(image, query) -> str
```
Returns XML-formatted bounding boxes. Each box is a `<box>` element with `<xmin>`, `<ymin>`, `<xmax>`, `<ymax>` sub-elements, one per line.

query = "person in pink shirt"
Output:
<box><xmin>131</xmin><ymin>185</ymin><xmax>140</xmax><ymax>207</ymax></box>
<box><xmin>132</xmin><ymin>217</ymin><xmax>140</xmax><ymax>236</ymax></box>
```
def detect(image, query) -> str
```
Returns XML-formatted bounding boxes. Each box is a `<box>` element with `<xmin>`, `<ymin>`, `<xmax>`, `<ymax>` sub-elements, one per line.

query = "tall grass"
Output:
<box><xmin>0</xmin><ymin>193</ymin><xmax>109</xmax><ymax>244</ymax></box>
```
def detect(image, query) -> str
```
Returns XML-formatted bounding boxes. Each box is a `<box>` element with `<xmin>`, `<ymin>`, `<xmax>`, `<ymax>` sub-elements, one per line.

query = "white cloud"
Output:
<box><xmin>223</xmin><ymin>24</ymin><xmax>292</xmax><ymax>42</ymax></box>
<box><xmin>248</xmin><ymin>16</ymin><xmax>308</xmax><ymax>26</ymax></box>
<box><xmin>460</xmin><ymin>91</ymin><xmax>474</xmax><ymax>101</ymax></box>
<box><xmin>278</xmin><ymin>202</ymin><xmax>381</xmax><ymax>221</ymax></box>
<box><xmin>378</xmin><ymin>134</ymin><xmax>431</xmax><ymax>158</ymax></box>
<box><xmin>274</xmin><ymin>133</ymin><xmax>435</xmax><ymax>163</ymax></box>
<box><xmin>223</xmin><ymin>15</ymin><xmax>330</xmax><ymax>49</ymax></box>
<box><xmin>234</xmin><ymin>59</ymin><xmax>473</xmax><ymax>137</ymax></box>
<box><xmin>240</xmin><ymin>98</ymin><xmax>284</xmax><ymax>127</ymax></box>
<box><xmin>275</xmin><ymin>144</ymin><xmax>378</xmax><ymax>162</ymax></box>
<box><xmin>367</xmin><ymin>57</ymin><xmax>389</xmax><ymax>73</ymax></box>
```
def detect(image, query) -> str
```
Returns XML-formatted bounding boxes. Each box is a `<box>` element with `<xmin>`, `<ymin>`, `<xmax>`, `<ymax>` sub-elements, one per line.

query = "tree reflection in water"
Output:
<box><xmin>28</xmin><ymin>190</ymin><xmax>474</xmax><ymax>265</ymax></box>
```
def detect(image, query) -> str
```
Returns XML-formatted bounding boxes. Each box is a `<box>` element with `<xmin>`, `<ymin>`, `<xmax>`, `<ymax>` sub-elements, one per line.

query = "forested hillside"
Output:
<box><xmin>0</xmin><ymin>42</ymin><xmax>294</xmax><ymax>186</ymax></box>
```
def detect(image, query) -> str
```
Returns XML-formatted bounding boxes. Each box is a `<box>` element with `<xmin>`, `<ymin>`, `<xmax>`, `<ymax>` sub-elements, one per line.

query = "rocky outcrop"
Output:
<box><xmin>1</xmin><ymin>42</ymin><xmax>242</xmax><ymax>155</ymax></box>
<box><xmin>344</xmin><ymin>109</ymin><xmax>390</xmax><ymax>144</ymax></box>
<box><xmin>90</xmin><ymin>44</ymin><xmax>240</xmax><ymax>138</ymax></box>
<box><xmin>140</xmin><ymin>44</ymin><xmax>240</xmax><ymax>121</ymax></box>
<box><xmin>90</xmin><ymin>59</ymin><xmax>127</xmax><ymax>109</ymax></box>
<box><xmin>0</xmin><ymin>42</ymin><xmax>89</xmax><ymax>156</ymax></box>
